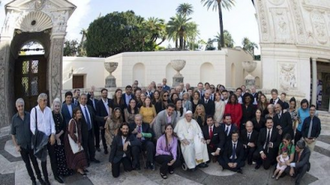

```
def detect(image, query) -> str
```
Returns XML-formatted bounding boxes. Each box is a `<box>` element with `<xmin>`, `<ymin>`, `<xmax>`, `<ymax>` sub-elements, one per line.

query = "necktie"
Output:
<box><xmin>265</xmin><ymin>129</ymin><xmax>271</xmax><ymax>152</ymax></box>
<box><xmin>209</xmin><ymin>126</ymin><xmax>213</xmax><ymax>139</ymax></box>
<box><xmin>248</xmin><ymin>133</ymin><xmax>251</xmax><ymax>140</ymax></box>
<box><xmin>205</xmin><ymin>99</ymin><xmax>208</xmax><ymax>104</ymax></box>
<box><xmin>225</xmin><ymin>126</ymin><xmax>229</xmax><ymax>136</ymax></box>
<box><xmin>232</xmin><ymin>143</ymin><xmax>236</xmax><ymax>159</ymax></box>
<box><xmin>138</xmin><ymin>126</ymin><xmax>141</xmax><ymax>133</ymax></box>
<box><xmin>84</xmin><ymin>106</ymin><xmax>91</xmax><ymax>130</ymax></box>
<box><xmin>307</xmin><ymin>118</ymin><xmax>313</xmax><ymax>138</ymax></box>
<box><xmin>278</xmin><ymin>113</ymin><xmax>281</xmax><ymax>119</ymax></box>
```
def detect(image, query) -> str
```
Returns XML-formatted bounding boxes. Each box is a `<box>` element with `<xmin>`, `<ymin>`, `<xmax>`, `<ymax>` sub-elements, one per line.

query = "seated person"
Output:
<box><xmin>240</xmin><ymin>121</ymin><xmax>259</xmax><ymax>165</ymax></box>
<box><xmin>220</xmin><ymin>114</ymin><xmax>238</xmax><ymax>143</ymax></box>
<box><xmin>202</xmin><ymin>115</ymin><xmax>225</xmax><ymax>160</ymax></box>
<box><xmin>253</xmin><ymin>117</ymin><xmax>281</xmax><ymax>170</ymax></box>
<box><xmin>155</xmin><ymin>124</ymin><xmax>180</xmax><ymax>179</ymax></box>
<box><xmin>174</xmin><ymin>111</ymin><xmax>209</xmax><ymax>171</ymax></box>
<box><xmin>285</xmin><ymin>140</ymin><xmax>311</xmax><ymax>185</ymax></box>
<box><xmin>109</xmin><ymin>123</ymin><xmax>141</xmax><ymax>178</ymax></box>
<box><xmin>219</xmin><ymin>131</ymin><xmax>245</xmax><ymax>174</ymax></box>
<box><xmin>129</xmin><ymin>114</ymin><xmax>155</xmax><ymax>170</ymax></box>
<box><xmin>272</xmin><ymin>150</ymin><xmax>289</xmax><ymax>180</ymax></box>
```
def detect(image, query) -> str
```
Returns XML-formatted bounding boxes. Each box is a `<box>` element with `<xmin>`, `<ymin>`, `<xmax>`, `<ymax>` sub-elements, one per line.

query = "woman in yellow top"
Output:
<box><xmin>139</xmin><ymin>97</ymin><xmax>157</xmax><ymax>126</ymax></box>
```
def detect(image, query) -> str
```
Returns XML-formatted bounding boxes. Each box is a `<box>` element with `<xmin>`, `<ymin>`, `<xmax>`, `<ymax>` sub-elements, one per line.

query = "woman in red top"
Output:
<box><xmin>224</xmin><ymin>94</ymin><xmax>242</xmax><ymax>129</ymax></box>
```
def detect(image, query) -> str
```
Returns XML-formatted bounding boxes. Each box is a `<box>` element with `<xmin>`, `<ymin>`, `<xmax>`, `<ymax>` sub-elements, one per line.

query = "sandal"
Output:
<box><xmin>160</xmin><ymin>173</ymin><xmax>168</xmax><ymax>179</ymax></box>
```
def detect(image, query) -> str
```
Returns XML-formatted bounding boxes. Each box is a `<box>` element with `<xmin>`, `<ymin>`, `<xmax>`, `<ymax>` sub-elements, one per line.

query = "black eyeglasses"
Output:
<box><xmin>163</xmin><ymin>95</ymin><xmax>168</xmax><ymax>97</ymax></box>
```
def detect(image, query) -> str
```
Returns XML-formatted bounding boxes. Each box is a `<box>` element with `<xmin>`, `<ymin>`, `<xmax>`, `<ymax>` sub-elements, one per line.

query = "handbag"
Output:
<box><xmin>68</xmin><ymin>119</ymin><xmax>83</xmax><ymax>154</ymax></box>
<box><xmin>31</xmin><ymin>107</ymin><xmax>49</xmax><ymax>160</ymax></box>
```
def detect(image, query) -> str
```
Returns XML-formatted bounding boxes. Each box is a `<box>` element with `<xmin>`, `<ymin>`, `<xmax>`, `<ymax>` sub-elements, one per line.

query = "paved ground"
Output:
<box><xmin>1</xmin><ymin>112</ymin><xmax>329</xmax><ymax>185</ymax></box>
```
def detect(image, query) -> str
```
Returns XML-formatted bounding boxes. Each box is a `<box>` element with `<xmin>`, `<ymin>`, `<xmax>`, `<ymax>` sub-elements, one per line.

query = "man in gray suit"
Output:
<box><xmin>153</xmin><ymin>103</ymin><xmax>176</xmax><ymax>139</ymax></box>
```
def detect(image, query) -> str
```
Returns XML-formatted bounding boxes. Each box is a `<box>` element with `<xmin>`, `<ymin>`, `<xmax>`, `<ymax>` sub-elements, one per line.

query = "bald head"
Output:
<box><xmin>246</xmin><ymin>121</ymin><xmax>253</xmax><ymax>132</ymax></box>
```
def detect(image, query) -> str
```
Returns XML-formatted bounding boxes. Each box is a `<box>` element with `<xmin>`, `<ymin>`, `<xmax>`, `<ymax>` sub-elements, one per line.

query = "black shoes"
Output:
<box><xmin>96</xmin><ymin>147</ymin><xmax>101</xmax><ymax>152</ymax></box>
<box><xmin>55</xmin><ymin>176</ymin><xmax>64</xmax><ymax>184</ymax></box>
<box><xmin>198</xmin><ymin>163</ymin><xmax>208</xmax><ymax>168</ymax></box>
<box><xmin>37</xmin><ymin>178</ymin><xmax>46</xmax><ymax>185</ymax></box>
<box><xmin>104</xmin><ymin>149</ymin><xmax>109</xmax><ymax>154</ymax></box>
<box><xmin>150</xmin><ymin>163</ymin><xmax>156</xmax><ymax>171</ymax></box>
<box><xmin>91</xmin><ymin>158</ymin><xmax>100</xmax><ymax>163</ymax></box>
<box><xmin>32</xmin><ymin>180</ymin><xmax>37</xmax><ymax>185</ymax></box>
<box><xmin>44</xmin><ymin>179</ymin><xmax>51</xmax><ymax>185</ymax></box>
<box><xmin>237</xmin><ymin>168</ymin><xmax>243</xmax><ymax>174</ymax></box>
<box><xmin>255</xmin><ymin>164</ymin><xmax>261</xmax><ymax>169</ymax></box>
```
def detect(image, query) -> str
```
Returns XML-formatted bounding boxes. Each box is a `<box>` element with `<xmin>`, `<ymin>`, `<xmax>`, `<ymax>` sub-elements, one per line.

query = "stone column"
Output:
<box><xmin>48</xmin><ymin>34</ymin><xmax>65</xmax><ymax>105</ymax></box>
<box><xmin>311</xmin><ymin>58</ymin><xmax>317</xmax><ymax>106</ymax></box>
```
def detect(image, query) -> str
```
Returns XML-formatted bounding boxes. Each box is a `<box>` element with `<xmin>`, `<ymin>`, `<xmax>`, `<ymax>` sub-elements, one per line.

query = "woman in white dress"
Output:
<box><xmin>213</xmin><ymin>92</ymin><xmax>225</xmax><ymax>124</ymax></box>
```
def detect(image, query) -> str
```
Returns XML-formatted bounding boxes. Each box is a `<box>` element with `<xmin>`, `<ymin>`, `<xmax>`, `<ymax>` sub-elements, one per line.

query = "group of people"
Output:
<box><xmin>11</xmin><ymin>79</ymin><xmax>321</xmax><ymax>185</ymax></box>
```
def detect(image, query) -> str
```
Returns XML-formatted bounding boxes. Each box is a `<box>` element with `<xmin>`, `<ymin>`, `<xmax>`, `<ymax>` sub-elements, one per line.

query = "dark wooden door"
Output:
<box><xmin>15</xmin><ymin>55</ymin><xmax>47</xmax><ymax>112</ymax></box>
<box><xmin>72</xmin><ymin>75</ymin><xmax>84</xmax><ymax>89</ymax></box>
<box><xmin>321</xmin><ymin>73</ymin><xmax>330</xmax><ymax>111</ymax></box>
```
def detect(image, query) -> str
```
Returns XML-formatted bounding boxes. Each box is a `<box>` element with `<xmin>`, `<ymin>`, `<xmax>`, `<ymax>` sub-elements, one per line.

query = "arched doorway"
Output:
<box><xmin>200</xmin><ymin>63</ymin><xmax>215</xmax><ymax>84</ymax></box>
<box><xmin>14</xmin><ymin>41</ymin><xmax>47</xmax><ymax>111</ymax></box>
<box><xmin>133</xmin><ymin>63</ymin><xmax>146</xmax><ymax>87</ymax></box>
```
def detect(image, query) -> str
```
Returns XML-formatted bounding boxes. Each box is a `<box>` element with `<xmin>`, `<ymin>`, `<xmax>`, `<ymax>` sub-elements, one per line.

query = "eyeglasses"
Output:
<box><xmin>43</xmin><ymin>99</ymin><xmax>48</xmax><ymax>102</ymax></box>
<box><xmin>163</xmin><ymin>95</ymin><xmax>168</xmax><ymax>97</ymax></box>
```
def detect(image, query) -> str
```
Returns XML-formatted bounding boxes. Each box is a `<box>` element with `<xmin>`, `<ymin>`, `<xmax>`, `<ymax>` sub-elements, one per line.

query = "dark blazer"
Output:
<box><xmin>96</xmin><ymin>98</ymin><xmax>111</xmax><ymax>127</ymax></box>
<box><xmin>202</xmin><ymin>125</ymin><xmax>226</xmax><ymax>150</ymax></box>
<box><xmin>145</xmin><ymin>91</ymin><xmax>153</xmax><ymax>99</ymax></box>
<box><xmin>269</xmin><ymin>98</ymin><xmax>283</xmax><ymax>105</ymax></box>
<box><xmin>77</xmin><ymin>104</ymin><xmax>103</xmax><ymax>141</ymax></box>
<box><xmin>251</xmin><ymin>117</ymin><xmax>266</xmax><ymax>133</ymax></box>
<box><xmin>293</xmin><ymin>147</ymin><xmax>311</xmax><ymax>170</ymax></box>
<box><xmin>273</xmin><ymin>111</ymin><xmax>293</xmax><ymax>137</ymax></box>
<box><xmin>302</xmin><ymin>116</ymin><xmax>321</xmax><ymax>138</ymax></box>
<box><xmin>240</xmin><ymin>130</ymin><xmax>259</xmax><ymax>147</ymax></box>
<box><xmin>87</xmin><ymin>98</ymin><xmax>99</xmax><ymax>113</ymax></box>
<box><xmin>109</xmin><ymin>134</ymin><xmax>141</xmax><ymax>163</ymax></box>
<box><xmin>200</xmin><ymin>98</ymin><xmax>215</xmax><ymax>116</ymax></box>
<box><xmin>61</xmin><ymin>103</ymin><xmax>76</xmax><ymax>125</ymax></box>
<box><xmin>241</xmin><ymin>104</ymin><xmax>256</xmax><ymax>126</ymax></box>
<box><xmin>257</xmin><ymin>127</ymin><xmax>281</xmax><ymax>154</ymax></box>
<box><xmin>222</xmin><ymin>140</ymin><xmax>245</xmax><ymax>163</ymax></box>
<box><xmin>220</xmin><ymin>124</ymin><xmax>238</xmax><ymax>142</ymax></box>
<box><xmin>121</xmin><ymin>93</ymin><xmax>135</xmax><ymax>107</ymax></box>
<box><xmin>129</xmin><ymin>122</ymin><xmax>155</xmax><ymax>142</ymax></box>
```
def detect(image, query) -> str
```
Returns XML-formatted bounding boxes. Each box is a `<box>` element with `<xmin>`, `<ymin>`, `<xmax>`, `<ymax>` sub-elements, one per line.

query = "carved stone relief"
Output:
<box><xmin>257</xmin><ymin>0</ymin><xmax>270</xmax><ymax>42</ymax></box>
<box><xmin>311</xmin><ymin>10</ymin><xmax>329</xmax><ymax>44</ymax></box>
<box><xmin>270</xmin><ymin>8</ymin><xmax>293</xmax><ymax>43</ymax></box>
<box><xmin>303</xmin><ymin>0</ymin><xmax>330</xmax><ymax>9</ymax></box>
<box><xmin>278</xmin><ymin>63</ymin><xmax>298</xmax><ymax>91</ymax></box>
<box><xmin>289</xmin><ymin>0</ymin><xmax>307</xmax><ymax>44</ymax></box>
<box><xmin>49</xmin><ymin>38</ymin><xmax>65</xmax><ymax>100</ymax></box>
<box><xmin>268</xmin><ymin>0</ymin><xmax>285</xmax><ymax>6</ymax></box>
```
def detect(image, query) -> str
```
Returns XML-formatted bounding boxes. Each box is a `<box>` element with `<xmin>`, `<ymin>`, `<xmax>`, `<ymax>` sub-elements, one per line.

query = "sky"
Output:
<box><xmin>0</xmin><ymin>0</ymin><xmax>260</xmax><ymax>54</ymax></box>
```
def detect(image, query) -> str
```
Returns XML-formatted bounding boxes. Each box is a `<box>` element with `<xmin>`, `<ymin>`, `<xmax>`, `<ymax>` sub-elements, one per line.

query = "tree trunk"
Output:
<box><xmin>218</xmin><ymin>2</ymin><xmax>224</xmax><ymax>49</ymax></box>
<box><xmin>179</xmin><ymin>36</ymin><xmax>184</xmax><ymax>50</ymax></box>
<box><xmin>175</xmin><ymin>38</ymin><xmax>178</xmax><ymax>48</ymax></box>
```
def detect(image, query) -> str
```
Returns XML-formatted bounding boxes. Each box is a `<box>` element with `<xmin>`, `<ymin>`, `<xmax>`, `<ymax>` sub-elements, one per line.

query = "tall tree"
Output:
<box><xmin>214</xmin><ymin>30</ymin><xmax>234</xmax><ymax>49</ymax></box>
<box><xmin>242</xmin><ymin>37</ymin><xmax>258</xmax><ymax>55</ymax></box>
<box><xmin>176</xmin><ymin>3</ymin><xmax>194</xmax><ymax>17</ymax></box>
<box><xmin>205</xmin><ymin>38</ymin><xmax>216</xmax><ymax>50</ymax></box>
<box><xmin>63</xmin><ymin>40</ymin><xmax>79</xmax><ymax>56</ymax></box>
<box><xmin>201</xmin><ymin>0</ymin><xmax>235</xmax><ymax>49</ymax></box>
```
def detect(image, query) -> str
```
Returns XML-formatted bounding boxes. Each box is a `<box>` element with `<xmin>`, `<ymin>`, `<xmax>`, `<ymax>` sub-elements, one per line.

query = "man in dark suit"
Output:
<box><xmin>87</xmin><ymin>89</ymin><xmax>100</xmax><ymax>152</ymax></box>
<box><xmin>78</xmin><ymin>94</ymin><xmax>105</xmax><ymax>164</ymax></box>
<box><xmin>301</xmin><ymin>105</ymin><xmax>321</xmax><ymax>152</ymax></box>
<box><xmin>273</xmin><ymin>102</ymin><xmax>293</xmax><ymax>138</ymax></box>
<box><xmin>122</xmin><ymin>85</ymin><xmax>135</xmax><ymax>107</ymax></box>
<box><xmin>109</xmin><ymin>123</ymin><xmax>141</xmax><ymax>178</ymax></box>
<box><xmin>202</xmin><ymin>116</ymin><xmax>225</xmax><ymax>160</ymax></box>
<box><xmin>221</xmin><ymin>114</ymin><xmax>238</xmax><ymax>143</ymax></box>
<box><xmin>72</xmin><ymin>89</ymin><xmax>80</xmax><ymax>106</ymax></box>
<box><xmin>240</xmin><ymin>121</ymin><xmax>259</xmax><ymax>165</ymax></box>
<box><xmin>269</xmin><ymin>88</ymin><xmax>283</xmax><ymax>105</ymax></box>
<box><xmin>61</xmin><ymin>91</ymin><xmax>76</xmax><ymax>125</ymax></box>
<box><xmin>145</xmin><ymin>84</ymin><xmax>154</xmax><ymax>99</ymax></box>
<box><xmin>96</xmin><ymin>88</ymin><xmax>111</xmax><ymax>154</ymax></box>
<box><xmin>254</xmin><ymin>117</ymin><xmax>281</xmax><ymax>170</ymax></box>
<box><xmin>201</xmin><ymin>89</ymin><xmax>215</xmax><ymax>116</ymax></box>
<box><xmin>285</xmin><ymin>140</ymin><xmax>311</xmax><ymax>185</ymax></box>
<box><xmin>129</xmin><ymin>114</ymin><xmax>155</xmax><ymax>170</ymax></box>
<box><xmin>219</xmin><ymin>131</ymin><xmax>245</xmax><ymax>174</ymax></box>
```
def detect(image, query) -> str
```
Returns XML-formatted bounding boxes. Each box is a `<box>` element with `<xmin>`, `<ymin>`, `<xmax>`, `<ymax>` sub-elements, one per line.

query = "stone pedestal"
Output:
<box><xmin>105</xmin><ymin>76</ymin><xmax>116</xmax><ymax>88</ymax></box>
<box><xmin>242</xmin><ymin>61</ymin><xmax>257</xmax><ymax>89</ymax></box>
<box><xmin>173</xmin><ymin>76</ymin><xmax>184</xmax><ymax>88</ymax></box>
<box><xmin>245</xmin><ymin>74</ymin><xmax>255</xmax><ymax>89</ymax></box>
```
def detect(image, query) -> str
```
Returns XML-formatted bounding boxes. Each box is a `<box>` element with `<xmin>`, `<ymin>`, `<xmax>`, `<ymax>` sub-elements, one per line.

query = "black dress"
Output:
<box><xmin>53</xmin><ymin>112</ymin><xmax>71</xmax><ymax>176</ymax></box>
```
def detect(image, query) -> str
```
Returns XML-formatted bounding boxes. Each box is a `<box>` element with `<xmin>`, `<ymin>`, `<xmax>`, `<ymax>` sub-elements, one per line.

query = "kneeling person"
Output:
<box><xmin>174</xmin><ymin>111</ymin><xmax>209</xmax><ymax>171</ymax></box>
<box><xmin>129</xmin><ymin>114</ymin><xmax>155</xmax><ymax>170</ymax></box>
<box><xmin>219</xmin><ymin>131</ymin><xmax>245</xmax><ymax>173</ymax></box>
<box><xmin>109</xmin><ymin>123</ymin><xmax>141</xmax><ymax>178</ymax></box>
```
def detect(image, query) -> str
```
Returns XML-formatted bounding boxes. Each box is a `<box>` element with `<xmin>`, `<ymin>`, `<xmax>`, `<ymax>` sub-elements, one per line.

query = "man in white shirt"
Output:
<box><xmin>30</xmin><ymin>93</ymin><xmax>64</xmax><ymax>184</ymax></box>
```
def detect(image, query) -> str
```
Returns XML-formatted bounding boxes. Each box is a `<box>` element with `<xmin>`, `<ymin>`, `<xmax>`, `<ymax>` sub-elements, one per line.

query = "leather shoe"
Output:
<box><xmin>55</xmin><ymin>176</ymin><xmax>64</xmax><ymax>183</ymax></box>
<box><xmin>91</xmin><ymin>158</ymin><xmax>100</xmax><ymax>163</ymax></box>
<box><xmin>37</xmin><ymin>178</ymin><xmax>46</xmax><ymax>185</ymax></box>
<box><xmin>237</xmin><ymin>168</ymin><xmax>243</xmax><ymax>174</ymax></box>
<box><xmin>96</xmin><ymin>148</ymin><xmax>101</xmax><ymax>152</ymax></box>
<box><xmin>255</xmin><ymin>164</ymin><xmax>261</xmax><ymax>169</ymax></box>
<box><xmin>150</xmin><ymin>163</ymin><xmax>156</xmax><ymax>170</ymax></box>
<box><xmin>104</xmin><ymin>149</ymin><xmax>109</xmax><ymax>154</ymax></box>
<box><xmin>44</xmin><ymin>179</ymin><xmax>51</xmax><ymax>185</ymax></box>
<box><xmin>32</xmin><ymin>180</ymin><xmax>37</xmax><ymax>185</ymax></box>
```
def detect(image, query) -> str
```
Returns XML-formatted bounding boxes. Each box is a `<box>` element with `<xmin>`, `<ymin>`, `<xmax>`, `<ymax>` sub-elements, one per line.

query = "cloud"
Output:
<box><xmin>66</xmin><ymin>0</ymin><xmax>91</xmax><ymax>40</ymax></box>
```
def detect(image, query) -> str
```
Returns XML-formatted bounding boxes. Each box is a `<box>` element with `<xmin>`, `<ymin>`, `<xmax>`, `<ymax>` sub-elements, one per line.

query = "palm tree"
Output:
<box><xmin>167</xmin><ymin>14</ymin><xmax>198</xmax><ymax>50</ymax></box>
<box><xmin>242</xmin><ymin>37</ymin><xmax>258</xmax><ymax>55</ymax></box>
<box><xmin>176</xmin><ymin>3</ymin><xmax>194</xmax><ymax>17</ymax></box>
<box><xmin>143</xmin><ymin>17</ymin><xmax>167</xmax><ymax>46</ymax></box>
<box><xmin>214</xmin><ymin>30</ymin><xmax>234</xmax><ymax>49</ymax></box>
<box><xmin>201</xmin><ymin>0</ymin><xmax>235</xmax><ymax>49</ymax></box>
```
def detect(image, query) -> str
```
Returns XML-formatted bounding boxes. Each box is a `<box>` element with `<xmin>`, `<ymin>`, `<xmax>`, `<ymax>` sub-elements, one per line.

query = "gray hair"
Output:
<box><xmin>52</xmin><ymin>98</ymin><xmax>61</xmax><ymax>109</ymax></box>
<box><xmin>37</xmin><ymin>93</ymin><xmax>48</xmax><ymax>102</ymax></box>
<box><xmin>134</xmin><ymin>114</ymin><xmax>143</xmax><ymax>120</ymax></box>
<box><xmin>15</xmin><ymin>98</ymin><xmax>25</xmax><ymax>106</ymax></box>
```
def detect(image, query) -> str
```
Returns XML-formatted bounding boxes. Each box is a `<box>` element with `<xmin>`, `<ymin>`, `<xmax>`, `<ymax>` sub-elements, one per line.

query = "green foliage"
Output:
<box><xmin>176</xmin><ymin>3</ymin><xmax>194</xmax><ymax>17</ymax></box>
<box><xmin>63</xmin><ymin>40</ymin><xmax>79</xmax><ymax>56</ymax></box>
<box><xmin>242</xmin><ymin>37</ymin><xmax>258</xmax><ymax>55</ymax></box>
<box><xmin>215</xmin><ymin>30</ymin><xmax>234</xmax><ymax>49</ymax></box>
<box><xmin>86</xmin><ymin>11</ymin><xmax>166</xmax><ymax>57</ymax></box>
<box><xmin>205</xmin><ymin>38</ymin><xmax>216</xmax><ymax>50</ymax></box>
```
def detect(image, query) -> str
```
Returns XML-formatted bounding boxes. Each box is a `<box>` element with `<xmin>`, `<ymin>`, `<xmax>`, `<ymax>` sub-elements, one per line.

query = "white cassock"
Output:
<box><xmin>174</xmin><ymin>118</ymin><xmax>209</xmax><ymax>169</ymax></box>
